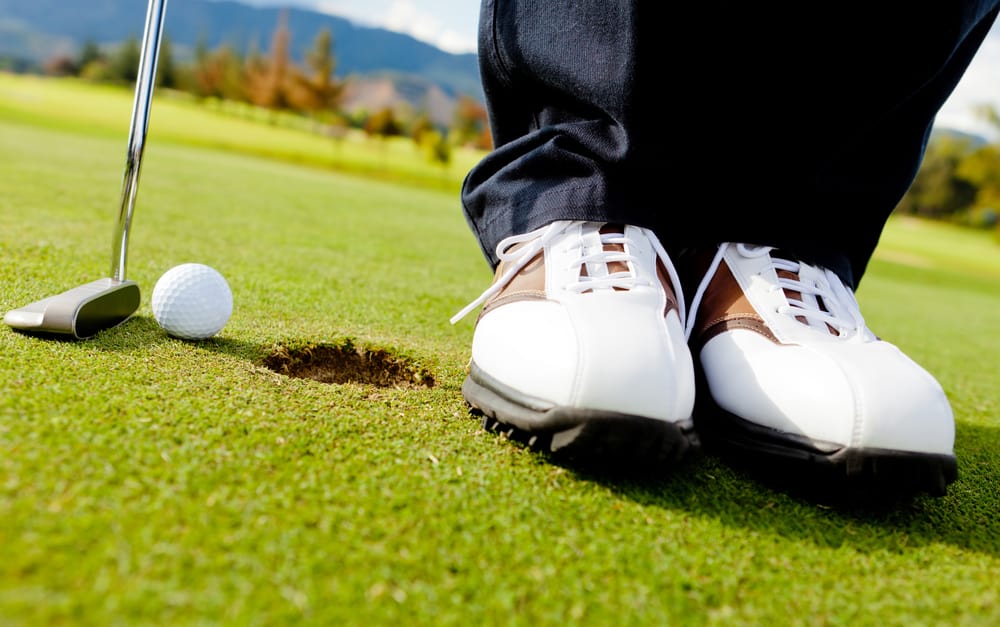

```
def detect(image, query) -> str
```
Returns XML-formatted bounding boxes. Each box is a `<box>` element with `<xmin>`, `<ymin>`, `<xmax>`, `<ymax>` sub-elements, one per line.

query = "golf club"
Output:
<box><xmin>3</xmin><ymin>0</ymin><xmax>168</xmax><ymax>339</ymax></box>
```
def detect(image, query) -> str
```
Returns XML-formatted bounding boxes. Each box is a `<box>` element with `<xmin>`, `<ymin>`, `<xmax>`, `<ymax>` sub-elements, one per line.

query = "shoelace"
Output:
<box><xmin>450</xmin><ymin>221</ymin><xmax>686</xmax><ymax>325</ymax></box>
<box><xmin>685</xmin><ymin>243</ymin><xmax>868</xmax><ymax>340</ymax></box>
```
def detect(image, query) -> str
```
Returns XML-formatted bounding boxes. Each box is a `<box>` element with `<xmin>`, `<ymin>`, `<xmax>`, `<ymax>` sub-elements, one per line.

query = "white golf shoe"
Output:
<box><xmin>451</xmin><ymin>221</ymin><xmax>697</xmax><ymax>466</ymax></box>
<box><xmin>685</xmin><ymin>243</ymin><xmax>957</xmax><ymax>495</ymax></box>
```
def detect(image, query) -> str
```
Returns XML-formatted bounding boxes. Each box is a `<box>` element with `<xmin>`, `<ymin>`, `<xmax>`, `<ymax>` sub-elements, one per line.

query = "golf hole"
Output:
<box><xmin>263</xmin><ymin>342</ymin><xmax>435</xmax><ymax>388</ymax></box>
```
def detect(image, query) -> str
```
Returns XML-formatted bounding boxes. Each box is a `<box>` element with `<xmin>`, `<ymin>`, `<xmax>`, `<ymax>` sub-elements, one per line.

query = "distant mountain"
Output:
<box><xmin>0</xmin><ymin>0</ymin><xmax>483</xmax><ymax>122</ymax></box>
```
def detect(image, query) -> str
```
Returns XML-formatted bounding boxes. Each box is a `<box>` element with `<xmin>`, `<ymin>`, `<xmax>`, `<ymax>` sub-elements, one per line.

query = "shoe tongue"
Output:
<box><xmin>774</xmin><ymin>262</ymin><xmax>840</xmax><ymax>337</ymax></box>
<box><xmin>575</xmin><ymin>223</ymin><xmax>630</xmax><ymax>291</ymax></box>
<box><xmin>593</xmin><ymin>224</ymin><xmax>629</xmax><ymax>278</ymax></box>
<box><xmin>574</xmin><ymin>225</ymin><xmax>624</xmax><ymax>291</ymax></box>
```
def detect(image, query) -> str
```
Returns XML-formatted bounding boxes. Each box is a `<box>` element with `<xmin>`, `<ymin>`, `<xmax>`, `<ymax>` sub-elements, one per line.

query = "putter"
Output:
<box><xmin>3</xmin><ymin>0</ymin><xmax>168</xmax><ymax>339</ymax></box>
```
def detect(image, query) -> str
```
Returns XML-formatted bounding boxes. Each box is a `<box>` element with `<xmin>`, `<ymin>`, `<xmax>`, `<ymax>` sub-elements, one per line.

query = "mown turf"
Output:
<box><xmin>0</xmin><ymin>73</ymin><xmax>481</xmax><ymax>192</ymax></box>
<box><xmin>1</xmin><ymin>75</ymin><xmax>999</xmax><ymax>626</ymax></box>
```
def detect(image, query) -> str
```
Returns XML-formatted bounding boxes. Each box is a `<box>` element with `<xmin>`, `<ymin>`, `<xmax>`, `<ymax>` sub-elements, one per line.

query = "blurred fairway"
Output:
<box><xmin>1</xmin><ymin>73</ymin><xmax>999</xmax><ymax>626</ymax></box>
<box><xmin>0</xmin><ymin>73</ymin><xmax>481</xmax><ymax>192</ymax></box>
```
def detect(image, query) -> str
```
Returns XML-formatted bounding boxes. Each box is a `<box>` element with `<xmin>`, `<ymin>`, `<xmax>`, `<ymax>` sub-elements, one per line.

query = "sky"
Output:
<box><xmin>226</xmin><ymin>0</ymin><xmax>480</xmax><ymax>54</ymax></box>
<box><xmin>225</xmin><ymin>0</ymin><xmax>1000</xmax><ymax>140</ymax></box>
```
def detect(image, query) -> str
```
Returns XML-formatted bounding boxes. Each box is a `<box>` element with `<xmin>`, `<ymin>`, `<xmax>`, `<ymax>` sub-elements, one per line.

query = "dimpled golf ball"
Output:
<box><xmin>152</xmin><ymin>263</ymin><xmax>233</xmax><ymax>340</ymax></box>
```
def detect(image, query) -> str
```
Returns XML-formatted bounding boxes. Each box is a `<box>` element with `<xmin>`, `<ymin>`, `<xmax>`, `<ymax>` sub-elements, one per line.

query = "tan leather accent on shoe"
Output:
<box><xmin>656</xmin><ymin>259</ymin><xmax>680</xmax><ymax>316</ymax></box>
<box><xmin>478</xmin><ymin>223</ymin><xmax>680</xmax><ymax>319</ymax></box>
<box><xmin>692</xmin><ymin>259</ymin><xmax>779</xmax><ymax>349</ymax></box>
<box><xmin>698</xmin><ymin>314</ymin><xmax>777</xmax><ymax>346</ymax></box>
<box><xmin>478</xmin><ymin>248</ymin><xmax>546</xmax><ymax>318</ymax></box>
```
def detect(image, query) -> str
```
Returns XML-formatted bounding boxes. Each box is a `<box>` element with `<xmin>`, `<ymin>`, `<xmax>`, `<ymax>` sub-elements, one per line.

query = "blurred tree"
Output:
<box><xmin>961</xmin><ymin>104</ymin><xmax>1000</xmax><ymax>229</ymax></box>
<box><xmin>417</xmin><ymin>128</ymin><xmax>452</xmax><ymax>171</ymax></box>
<box><xmin>156</xmin><ymin>35</ymin><xmax>179</xmax><ymax>89</ymax></box>
<box><xmin>111</xmin><ymin>35</ymin><xmax>142</xmax><ymax>84</ymax></box>
<box><xmin>974</xmin><ymin>103</ymin><xmax>1000</xmax><ymax>130</ymax></box>
<box><xmin>188</xmin><ymin>36</ymin><xmax>246</xmax><ymax>103</ymax></box>
<box><xmin>43</xmin><ymin>54</ymin><xmax>77</xmax><ymax>77</ymax></box>
<box><xmin>76</xmin><ymin>40</ymin><xmax>104</xmax><ymax>73</ymax></box>
<box><xmin>240</xmin><ymin>36</ymin><xmax>266</xmax><ymax>104</ymax></box>
<box><xmin>451</xmin><ymin>95</ymin><xmax>491</xmax><ymax>150</ymax></box>
<box><xmin>79</xmin><ymin>59</ymin><xmax>113</xmax><ymax>81</ymax></box>
<box><xmin>347</xmin><ymin>107</ymin><xmax>370</xmax><ymax>130</ymax></box>
<box><xmin>217</xmin><ymin>46</ymin><xmax>249</xmax><ymax>103</ymax></box>
<box><xmin>474</xmin><ymin>124</ymin><xmax>494</xmax><ymax>151</ymax></box>
<box><xmin>409</xmin><ymin>112</ymin><xmax>436</xmax><ymax>145</ymax></box>
<box><xmin>956</xmin><ymin>144</ymin><xmax>1000</xmax><ymax>222</ymax></box>
<box><xmin>897</xmin><ymin>134</ymin><xmax>978</xmax><ymax>218</ymax></box>
<box><xmin>245</xmin><ymin>9</ymin><xmax>294</xmax><ymax>119</ymax></box>
<box><xmin>290</xmin><ymin>27</ymin><xmax>345</xmax><ymax>124</ymax></box>
<box><xmin>191</xmin><ymin>36</ymin><xmax>219</xmax><ymax>98</ymax></box>
<box><xmin>364</xmin><ymin>106</ymin><xmax>403</xmax><ymax>140</ymax></box>
<box><xmin>189</xmin><ymin>35</ymin><xmax>213</xmax><ymax>97</ymax></box>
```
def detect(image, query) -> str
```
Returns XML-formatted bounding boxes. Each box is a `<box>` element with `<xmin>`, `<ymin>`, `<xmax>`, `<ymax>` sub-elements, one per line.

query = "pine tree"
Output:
<box><xmin>111</xmin><ymin>35</ymin><xmax>142</xmax><ymax>84</ymax></box>
<box><xmin>290</xmin><ymin>27</ymin><xmax>345</xmax><ymax>121</ymax></box>
<box><xmin>156</xmin><ymin>36</ymin><xmax>178</xmax><ymax>89</ymax></box>
<box><xmin>246</xmin><ymin>9</ymin><xmax>294</xmax><ymax>117</ymax></box>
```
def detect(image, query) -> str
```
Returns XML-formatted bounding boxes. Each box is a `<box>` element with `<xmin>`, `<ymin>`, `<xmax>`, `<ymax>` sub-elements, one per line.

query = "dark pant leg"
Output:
<box><xmin>685</xmin><ymin>2</ymin><xmax>1000</xmax><ymax>287</ymax></box>
<box><xmin>461</xmin><ymin>0</ymin><xmax>670</xmax><ymax>268</ymax></box>
<box><xmin>462</xmin><ymin>0</ymin><xmax>1000</xmax><ymax>285</ymax></box>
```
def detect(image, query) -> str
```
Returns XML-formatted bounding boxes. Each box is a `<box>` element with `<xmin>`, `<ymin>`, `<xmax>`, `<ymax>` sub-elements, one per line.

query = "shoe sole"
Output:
<box><xmin>695</xmin><ymin>392</ymin><xmax>958</xmax><ymax>498</ymax></box>
<box><xmin>463</xmin><ymin>362</ymin><xmax>698</xmax><ymax>468</ymax></box>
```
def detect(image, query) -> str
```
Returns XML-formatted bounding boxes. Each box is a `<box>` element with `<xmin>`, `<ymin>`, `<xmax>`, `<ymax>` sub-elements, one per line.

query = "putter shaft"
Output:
<box><xmin>3</xmin><ymin>0</ymin><xmax>167</xmax><ymax>339</ymax></box>
<box><xmin>112</xmin><ymin>0</ymin><xmax>169</xmax><ymax>282</ymax></box>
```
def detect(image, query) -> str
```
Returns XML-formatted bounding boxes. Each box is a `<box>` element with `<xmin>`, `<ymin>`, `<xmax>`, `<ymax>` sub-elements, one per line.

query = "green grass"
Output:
<box><xmin>2</xmin><ymin>74</ymin><xmax>1000</xmax><ymax>626</ymax></box>
<box><xmin>0</xmin><ymin>73</ymin><xmax>483</xmax><ymax>192</ymax></box>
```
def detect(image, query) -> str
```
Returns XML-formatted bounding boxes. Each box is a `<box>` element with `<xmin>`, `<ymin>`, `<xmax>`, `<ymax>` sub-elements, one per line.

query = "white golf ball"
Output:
<box><xmin>152</xmin><ymin>263</ymin><xmax>233</xmax><ymax>340</ymax></box>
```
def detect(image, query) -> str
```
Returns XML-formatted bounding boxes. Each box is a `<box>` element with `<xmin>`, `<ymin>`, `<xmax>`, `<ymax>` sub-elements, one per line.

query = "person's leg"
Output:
<box><xmin>461</xmin><ymin>0</ymin><xmax>667</xmax><ymax>268</ymax></box>
<box><xmin>455</xmin><ymin>0</ymin><xmax>998</xmax><ymax>490</ymax></box>
<box><xmin>681</xmin><ymin>2</ymin><xmax>1000</xmax><ymax>496</ymax></box>
<box><xmin>670</xmin><ymin>2</ymin><xmax>1000</xmax><ymax>287</ymax></box>
<box><xmin>804</xmin><ymin>3</ymin><xmax>1000</xmax><ymax>285</ymax></box>
<box><xmin>465</xmin><ymin>1</ymin><xmax>1000</xmax><ymax>285</ymax></box>
<box><xmin>454</xmin><ymin>0</ymin><xmax>696</xmax><ymax>466</ymax></box>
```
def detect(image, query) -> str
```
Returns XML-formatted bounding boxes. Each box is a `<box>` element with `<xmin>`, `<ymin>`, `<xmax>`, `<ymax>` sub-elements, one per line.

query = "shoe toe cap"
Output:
<box><xmin>701</xmin><ymin>330</ymin><xmax>954</xmax><ymax>455</ymax></box>
<box><xmin>472</xmin><ymin>296</ymin><xmax>694</xmax><ymax>422</ymax></box>
<box><xmin>472</xmin><ymin>300</ymin><xmax>580</xmax><ymax>404</ymax></box>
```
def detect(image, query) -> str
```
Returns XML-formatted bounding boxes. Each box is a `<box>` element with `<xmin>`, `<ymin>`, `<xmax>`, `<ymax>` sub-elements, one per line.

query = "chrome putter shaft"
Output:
<box><xmin>4</xmin><ymin>0</ymin><xmax>168</xmax><ymax>339</ymax></box>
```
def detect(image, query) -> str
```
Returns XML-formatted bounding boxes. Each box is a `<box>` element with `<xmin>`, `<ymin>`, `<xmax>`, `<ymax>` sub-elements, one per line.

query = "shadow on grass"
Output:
<box><xmin>67</xmin><ymin>319</ymin><xmax>1000</xmax><ymax>557</ymax></box>
<box><xmin>9</xmin><ymin>314</ymin><xmax>278</xmax><ymax>365</ymax></box>
<box><xmin>78</xmin><ymin>315</ymin><xmax>271</xmax><ymax>358</ymax></box>
<box><xmin>558</xmin><ymin>421</ymin><xmax>1000</xmax><ymax>557</ymax></box>
<box><xmin>4</xmin><ymin>314</ymin><xmax>172</xmax><ymax>350</ymax></box>
<box><xmin>80</xmin><ymin>316</ymin><xmax>440</xmax><ymax>387</ymax></box>
<box><xmin>0</xmin><ymin>312</ymin><xmax>262</xmax><ymax>363</ymax></box>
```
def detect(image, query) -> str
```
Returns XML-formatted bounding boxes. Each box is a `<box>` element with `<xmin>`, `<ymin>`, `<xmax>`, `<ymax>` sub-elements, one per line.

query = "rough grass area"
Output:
<box><xmin>1</xmin><ymin>76</ymin><xmax>999</xmax><ymax>626</ymax></box>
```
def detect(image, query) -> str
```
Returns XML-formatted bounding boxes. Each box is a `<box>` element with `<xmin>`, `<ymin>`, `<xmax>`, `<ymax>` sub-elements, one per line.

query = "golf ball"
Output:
<box><xmin>152</xmin><ymin>263</ymin><xmax>232</xmax><ymax>340</ymax></box>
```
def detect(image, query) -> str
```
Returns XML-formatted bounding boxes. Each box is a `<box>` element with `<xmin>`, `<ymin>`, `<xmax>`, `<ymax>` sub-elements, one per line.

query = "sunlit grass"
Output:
<box><xmin>0</xmin><ymin>72</ymin><xmax>484</xmax><ymax>191</ymax></box>
<box><xmin>1</xmin><ymin>76</ymin><xmax>999</xmax><ymax>626</ymax></box>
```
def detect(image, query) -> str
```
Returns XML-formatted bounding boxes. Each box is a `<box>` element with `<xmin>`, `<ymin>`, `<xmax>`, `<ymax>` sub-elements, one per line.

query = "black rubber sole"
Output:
<box><xmin>463</xmin><ymin>363</ymin><xmax>698</xmax><ymax>469</ymax></box>
<box><xmin>693</xmin><ymin>389</ymin><xmax>959</xmax><ymax>499</ymax></box>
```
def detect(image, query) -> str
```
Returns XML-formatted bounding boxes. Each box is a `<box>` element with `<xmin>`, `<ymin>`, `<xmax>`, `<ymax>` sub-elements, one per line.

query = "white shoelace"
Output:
<box><xmin>684</xmin><ymin>243</ymin><xmax>868</xmax><ymax>340</ymax></box>
<box><xmin>450</xmin><ymin>221</ymin><xmax>686</xmax><ymax>325</ymax></box>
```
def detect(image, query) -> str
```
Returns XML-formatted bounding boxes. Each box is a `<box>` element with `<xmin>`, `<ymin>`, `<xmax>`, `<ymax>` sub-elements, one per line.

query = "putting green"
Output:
<box><xmin>1</xmin><ymin>74</ymin><xmax>999</xmax><ymax>626</ymax></box>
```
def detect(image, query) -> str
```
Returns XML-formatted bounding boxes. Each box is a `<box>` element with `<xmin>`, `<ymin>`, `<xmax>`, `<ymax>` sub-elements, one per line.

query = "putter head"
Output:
<box><xmin>3</xmin><ymin>278</ymin><xmax>140</xmax><ymax>340</ymax></box>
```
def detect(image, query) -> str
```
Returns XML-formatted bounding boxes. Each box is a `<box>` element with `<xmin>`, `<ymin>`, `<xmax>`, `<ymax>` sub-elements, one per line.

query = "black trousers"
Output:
<box><xmin>461</xmin><ymin>1</ymin><xmax>1000</xmax><ymax>287</ymax></box>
